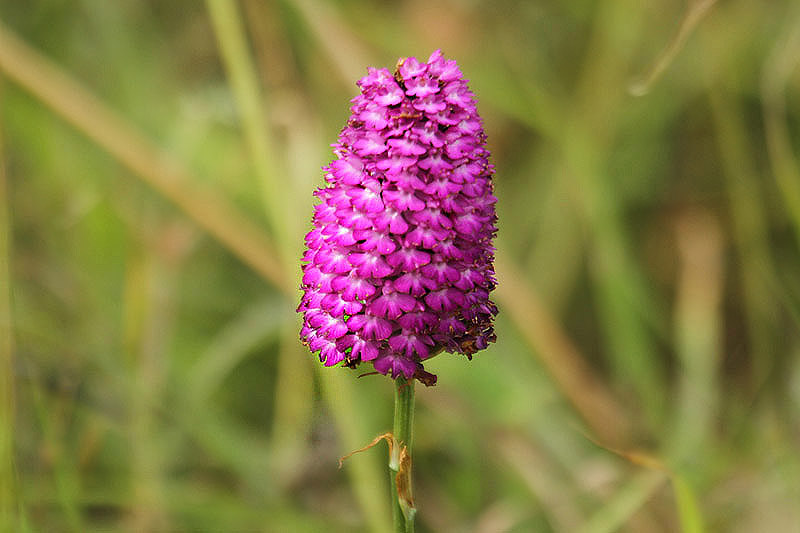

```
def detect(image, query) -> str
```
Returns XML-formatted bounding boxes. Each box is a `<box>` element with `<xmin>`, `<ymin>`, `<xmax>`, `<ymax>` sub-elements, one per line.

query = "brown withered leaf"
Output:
<box><xmin>338</xmin><ymin>432</ymin><xmax>397</xmax><ymax>469</ymax></box>
<box><xmin>395</xmin><ymin>444</ymin><xmax>416</xmax><ymax>521</ymax></box>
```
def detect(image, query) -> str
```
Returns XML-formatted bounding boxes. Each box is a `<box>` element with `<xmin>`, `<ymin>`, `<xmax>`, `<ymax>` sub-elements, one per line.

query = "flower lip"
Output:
<box><xmin>397</xmin><ymin>56</ymin><xmax>427</xmax><ymax>80</ymax></box>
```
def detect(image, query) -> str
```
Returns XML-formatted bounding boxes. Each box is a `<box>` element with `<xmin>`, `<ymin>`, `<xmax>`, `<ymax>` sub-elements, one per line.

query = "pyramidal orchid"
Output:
<box><xmin>300</xmin><ymin>50</ymin><xmax>497</xmax><ymax>532</ymax></box>
<box><xmin>298</xmin><ymin>50</ymin><xmax>497</xmax><ymax>386</ymax></box>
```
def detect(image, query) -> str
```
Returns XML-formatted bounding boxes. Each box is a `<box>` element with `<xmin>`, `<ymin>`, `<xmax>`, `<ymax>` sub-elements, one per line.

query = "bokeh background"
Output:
<box><xmin>2</xmin><ymin>1</ymin><xmax>800</xmax><ymax>531</ymax></box>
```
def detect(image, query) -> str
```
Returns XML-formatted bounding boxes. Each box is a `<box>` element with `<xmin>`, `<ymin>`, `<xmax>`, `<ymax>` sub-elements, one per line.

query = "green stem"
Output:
<box><xmin>391</xmin><ymin>377</ymin><xmax>415</xmax><ymax>533</ymax></box>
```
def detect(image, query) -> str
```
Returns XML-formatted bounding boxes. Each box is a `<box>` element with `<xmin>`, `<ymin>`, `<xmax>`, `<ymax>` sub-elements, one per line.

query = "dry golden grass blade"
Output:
<box><xmin>0</xmin><ymin>20</ymin><xmax>287</xmax><ymax>293</ymax></box>
<box><xmin>492</xmin><ymin>429</ymin><xmax>585</xmax><ymax>530</ymax></box>
<box><xmin>494</xmin><ymin>253</ymin><xmax>631</xmax><ymax>446</ymax></box>
<box><xmin>576</xmin><ymin>470</ymin><xmax>668</xmax><ymax>533</ymax></box>
<box><xmin>629</xmin><ymin>0</ymin><xmax>718</xmax><ymax>96</ymax></box>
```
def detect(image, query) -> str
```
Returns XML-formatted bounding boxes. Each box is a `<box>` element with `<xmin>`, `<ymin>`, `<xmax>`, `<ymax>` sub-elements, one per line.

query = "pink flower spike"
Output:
<box><xmin>299</xmin><ymin>50</ymin><xmax>497</xmax><ymax>382</ymax></box>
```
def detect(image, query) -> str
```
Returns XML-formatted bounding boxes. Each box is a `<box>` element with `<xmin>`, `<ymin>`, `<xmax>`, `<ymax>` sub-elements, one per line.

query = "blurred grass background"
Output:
<box><xmin>2</xmin><ymin>0</ymin><xmax>800</xmax><ymax>531</ymax></box>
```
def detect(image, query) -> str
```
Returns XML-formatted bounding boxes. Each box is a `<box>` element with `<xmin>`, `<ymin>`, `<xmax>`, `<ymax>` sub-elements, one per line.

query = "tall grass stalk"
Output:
<box><xmin>494</xmin><ymin>255</ymin><xmax>630</xmax><ymax>445</ymax></box>
<box><xmin>205</xmin><ymin>0</ymin><xmax>285</xmax><ymax>247</ymax></box>
<box><xmin>762</xmin><ymin>5</ymin><xmax>800</xmax><ymax>246</ymax></box>
<box><xmin>123</xmin><ymin>216</ymin><xmax>188</xmax><ymax>531</ymax></box>
<box><xmin>708</xmin><ymin>87</ymin><xmax>779</xmax><ymax>398</ymax></box>
<box><xmin>671</xmin><ymin>211</ymin><xmax>723</xmax><ymax>462</ymax></box>
<box><xmin>564</xmin><ymin>0</ymin><xmax>664</xmax><ymax>425</ymax></box>
<box><xmin>0</xmin><ymin>87</ymin><xmax>19</xmax><ymax>532</ymax></box>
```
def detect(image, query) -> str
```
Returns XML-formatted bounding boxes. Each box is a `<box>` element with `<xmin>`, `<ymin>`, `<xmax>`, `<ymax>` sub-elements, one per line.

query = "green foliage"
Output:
<box><xmin>2</xmin><ymin>0</ymin><xmax>800</xmax><ymax>531</ymax></box>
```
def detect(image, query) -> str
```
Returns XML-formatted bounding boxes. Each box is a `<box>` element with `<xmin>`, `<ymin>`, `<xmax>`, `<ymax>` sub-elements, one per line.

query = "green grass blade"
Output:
<box><xmin>672</xmin><ymin>475</ymin><xmax>705</xmax><ymax>533</ymax></box>
<box><xmin>186</xmin><ymin>298</ymin><xmax>289</xmax><ymax>406</ymax></box>
<box><xmin>577</xmin><ymin>470</ymin><xmax>667</xmax><ymax>533</ymax></box>
<box><xmin>0</xmin><ymin>20</ymin><xmax>287</xmax><ymax>291</ymax></box>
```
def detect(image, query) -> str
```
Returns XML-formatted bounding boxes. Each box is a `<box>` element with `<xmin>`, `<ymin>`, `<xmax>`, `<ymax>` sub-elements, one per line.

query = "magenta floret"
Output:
<box><xmin>298</xmin><ymin>50</ymin><xmax>498</xmax><ymax>385</ymax></box>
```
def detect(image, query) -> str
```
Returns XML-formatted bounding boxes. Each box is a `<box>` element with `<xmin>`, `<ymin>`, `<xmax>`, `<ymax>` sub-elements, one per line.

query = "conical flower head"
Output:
<box><xmin>298</xmin><ymin>50</ymin><xmax>497</xmax><ymax>385</ymax></box>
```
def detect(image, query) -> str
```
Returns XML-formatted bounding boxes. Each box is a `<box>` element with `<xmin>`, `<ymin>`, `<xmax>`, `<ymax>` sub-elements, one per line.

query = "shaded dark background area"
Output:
<box><xmin>1</xmin><ymin>1</ymin><xmax>799</xmax><ymax>531</ymax></box>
